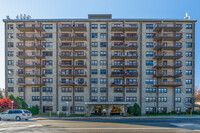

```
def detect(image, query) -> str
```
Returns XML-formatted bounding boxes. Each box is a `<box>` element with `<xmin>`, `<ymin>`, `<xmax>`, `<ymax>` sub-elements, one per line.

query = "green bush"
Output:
<box><xmin>133</xmin><ymin>103</ymin><xmax>141</xmax><ymax>116</ymax></box>
<box><xmin>28</xmin><ymin>105</ymin><xmax>39</xmax><ymax>115</ymax></box>
<box><xmin>128</xmin><ymin>106</ymin><xmax>134</xmax><ymax>115</ymax></box>
<box><xmin>0</xmin><ymin>93</ymin><xmax>3</xmax><ymax>99</ymax></box>
<box><xmin>170</xmin><ymin>111</ymin><xmax>177</xmax><ymax>115</ymax></box>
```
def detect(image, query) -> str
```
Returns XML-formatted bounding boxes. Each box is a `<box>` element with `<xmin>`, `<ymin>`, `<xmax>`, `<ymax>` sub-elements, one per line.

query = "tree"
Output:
<box><xmin>127</xmin><ymin>106</ymin><xmax>134</xmax><ymax>115</ymax></box>
<box><xmin>0</xmin><ymin>93</ymin><xmax>3</xmax><ymax>99</ymax></box>
<box><xmin>133</xmin><ymin>103</ymin><xmax>141</xmax><ymax>116</ymax></box>
<box><xmin>0</xmin><ymin>98</ymin><xmax>18</xmax><ymax>112</ymax></box>
<box><xmin>195</xmin><ymin>86</ymin><xmax>200</xmax><ymax>101</ymax></box>
<box><xmin>15</xmin><ymin>96</ymin><xmax>28</xmax><ymax>109</ymax></box>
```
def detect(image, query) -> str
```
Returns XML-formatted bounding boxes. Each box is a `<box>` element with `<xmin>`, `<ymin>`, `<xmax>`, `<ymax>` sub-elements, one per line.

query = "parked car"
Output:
<box><xmin>0</xmin><ymin>109</ymin><xmax>32</xmax><ymax>121</ymax></box>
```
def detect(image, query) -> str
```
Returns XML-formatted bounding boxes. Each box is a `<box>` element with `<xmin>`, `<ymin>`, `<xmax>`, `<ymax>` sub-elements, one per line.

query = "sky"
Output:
<box><xmin>0</xmin><ymin>0</ymin><xmax>199</xmax><ymax>89</ymax></box>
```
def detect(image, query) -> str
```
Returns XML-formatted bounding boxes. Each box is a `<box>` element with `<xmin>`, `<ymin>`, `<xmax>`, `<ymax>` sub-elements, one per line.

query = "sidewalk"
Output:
<box><xmin>31</xmin><ymin>115</ymin><xmax>200</xmax><ymax>120</ymax></box>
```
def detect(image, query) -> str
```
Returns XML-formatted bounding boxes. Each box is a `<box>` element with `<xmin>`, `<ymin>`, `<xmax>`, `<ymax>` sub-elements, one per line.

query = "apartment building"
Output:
<box><xmin>3</xmin><ymin>14</ymin><xmax>196</xmax><ymax>115</ymax></box>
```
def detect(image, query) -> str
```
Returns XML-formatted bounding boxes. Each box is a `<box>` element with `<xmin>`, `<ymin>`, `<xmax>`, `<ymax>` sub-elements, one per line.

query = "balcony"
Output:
<box><xmin>16</xmin><ymin>23</ymin><xmax>45</xmax><ymax>32</ymax></box>
<box><xmin>16</xmin><ymin>33</ymin><xmax>45</xmax><ymax>41</ymax></box>
<box><xmin>59</xmin><ymin>42</ymin><xmax>86</xmax><ymax>50</ymax></box>
<box><xmin>60</xmin><ymin>33</ymin><xmax>86</xmax><ymax>41</ymax></box>
<box><xmin>154</xmin><ymin>23</ymin><xmax>182</xmax><ymax>32</ymax></box>
<box><xmin>153</xmin><ymin>72</ymin><xmax>182</xmax><ymax>77</ymax></box>
<box><xmin>111</xmin><ymin>34</ymin><xmax>138</xmax><ymax>41</ymax></box>
<box><xmin>111</xmin><ymin>72</ymin><xmax>138</xmax><ymax>77</ymax></box>
<box><xmin>153</xmin><ymin>81</ymin><xmax>182</xmax><ymax>87</ymax></box>
<box><xmin>153</xmin><ymin>52</ymin><xmax>182</xmax><ymax>59</ymax></box>
<box><xmin>17</xmin><ymin>52</ymin><xmax>45</xmax><ymax>59</ymax></box>
<box><xmin>111</xmin><ymin>82</ymin><xmax>138</xmax><ymax>86</ymax></box>
<box><xmin>111</xmin><ymin>63</ymin><xmax>138</xmax><ymax>68</ymax></box>
<box><xmin>60</xmin><ymin>71</ymin><xmax>87</xmax><ymax>77</ymax></box>
<box><xmin>16</xmin><ymin>43</ymin><xmax>45</xmax><ymax>50</ymax></box>
<box><xmin>59</xmin><ymin>52</ymin><xmax>86</xmax><ymax>59</ymax></box>
<box><xmin>153</xmin><ymin>62</ymin><xmax>182</xmax><ymax>68</ymax></box>
<box><xmin>59</xmin><ymin>24</ymin><xmax>86</xmax><ymax>32</ymax></box>
<box><xmin>111</xmin><ymin>24</ymin><xmax>138</xmax><ymax>32</ymax></box>
<box><xmin>59</xmin><ymin>33</ymin><xmax>73</xmax><ymax>41</ymax></box>
<box><xmin>111</xmin><ymin>42</ymin><xmax>138</xmax><ymax>50</ymax></box>
<box><xmin>153</xmin><ymin>43</ymin><xmax>182</xmax><ymax>50</ymax></box>
<box><xmin>17</xmin><ymin>62</ymin><xmax>45</xmax><ymax>68</ymax></box>
<box><xmin>18</xmin><ymin>81</ymin><xmax>45</xmax><ymax>86</ymax></box>
<box><xmin>125</xmin><ymin>34</ymin><xmax>138</xmax><ymax>41</ymax></box>
<box><xmin>59</xmin><ymin>62</ymin><xmax>87</xmax><ymax>68</ymax></box>
<box><xmin>154</xmin><ymin>33</ymin><xmax>182</xmax><ymax>41</ymax></box>
<box><xmin>17</xmin><ymin>71</ymin><xmax>45</xmax><ymax>77</ymax></box>
<box><xmin>111</xmin><ymin>52</ymin><xmax>138</xmax><ymax>59</ymax></box>
<box><xmin>60</xmin><ymin>81</ymin><xmax>87</xmax><ymax>86</ymax></box>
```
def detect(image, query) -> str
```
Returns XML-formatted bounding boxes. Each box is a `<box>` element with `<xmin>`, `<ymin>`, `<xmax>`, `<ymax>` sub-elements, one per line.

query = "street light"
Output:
<box><xmin>66</xmin><ymin>102</ymin><xmax>69</xmax><ymax>117</ymax></box>
<box><xmin>11</xmin><ymin>101</ymin><xmax>14</xmax><ymax>110</ymax></box>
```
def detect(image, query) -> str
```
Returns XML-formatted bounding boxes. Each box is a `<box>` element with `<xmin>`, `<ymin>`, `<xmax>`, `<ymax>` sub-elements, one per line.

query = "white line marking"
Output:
<box><xmin>55</xmin><ymin>128</ymin><xmax>176</xmax><ymax>130</ymax></box>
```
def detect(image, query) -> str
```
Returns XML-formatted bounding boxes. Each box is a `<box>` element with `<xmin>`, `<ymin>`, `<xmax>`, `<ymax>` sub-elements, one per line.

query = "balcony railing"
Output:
<box><xmin>60</xmin><ymin>71</ymin><xmax>87</xmax><ymax>77</ymax></box>
<box><xmin>111</xmin><ymin>82</ymin><xmax>138</xmax><ymax>86</ymax></box>
<box><xmin>17</xmin><ymin>52</ymin><xmax>45</xmax><ymax>58</ymax></box>
<box><xmin>153</xmin><ymin>62</ymin><xmax>182</xmax><ymax>68</ymax></box>
<box><xmin>153</xmin><ymin>43</ymin><xmax>182</xmax><ymax>50</ymax></box>
<box><xmin>153</xmin><ymin>72</ymin><xmax>182</xmax><ymax>77</ymax></box>
<box><xmin>60</xmin><ymin>42</ymin><xmax>86</xmax><ymax>50</ymax></box>
<box><xmin>17</xmin><ymin>62</ymin><xmax>45</xmax><ymax>67</ymax></box>
<box><xmin>16</xmin><ymin>23</ymin><xmax>45</xmax><ymax>32</ymax></box>
<box><xmin>59</xmin><ymin>52</ymin><xmax>86</xmax><ymax>58</ymax></box>
<box><xmin>111</xmin><ymin>62</ymin><xmax>138</xmax><ymax>68</ymax></box>
<box><xmin>154</xmin><ymin>23</ymin><xmax>182</xmax><ymax>32</ymax></box>
<box><xmin>16</xmin><ymin>43</ymin><xmax>45</xmax><ymax>50</ymax></box>
<box><xmin>60</xmin><ymin>62</ymin><xmax>86</xmax><ymax>67</ymax></box>
<box><xmin>18</xmin><ymin>81</ymin><xmax>45</xmax><ymax>86</ymax></box>
<box><xmin>16</xmin><ymin>33</ymin><xmax>45</xmax><ymax>41</ymax></box>
<box><xmin>111</xmin><ymin>72</ymin><xmax>138</xmax><ymax>77</ymax></box>
<box><xmin>111</xmin><ymin>34</ymin><xmax>138</xmax><ymax>41</ymax></box>
<box><xmin>154</xmin><ymin>33</ymin><xmax>182</xmax><ymax>41</ymax></box>
<box><xmin>111</xmin><ymin>42</ymin><xmax>138</xmax><ymax>50</ymax></box>
<box><xmin>153</xmin><ymin>52</ymin><xmax>182</xmax><ymax>59</ymax></box>
<box><xmin>59</xmin><ymin>33</ymin><xmax>86</xmax><ymax>41</ymax></box>
<box><xmin>111</xmin><ymin>52</ymin><xmax>138</xmax><ymax>59</ymax></box>
<box><xmin>111</xmin><ymin>24</ymin><xmax>138</xmax><ymax>31</ymax></box>
<box><xmin>17</xmin><ymin>71</ymin><xmax>45</xmax><ymax>76</ymax></box>
<box><xmin>60</xmin><ymin>24</ymin><xmax>86</xmax><ymax>31</ymax></box>
<box><xmin>60</xmin><ymin>81</ymin><xmax>87</xmax><ymax>86</ymax></box>
<box><xmin>153</xmin><ymin>81</ymin><xmax>182</xmax><ymax>86</ymax></box>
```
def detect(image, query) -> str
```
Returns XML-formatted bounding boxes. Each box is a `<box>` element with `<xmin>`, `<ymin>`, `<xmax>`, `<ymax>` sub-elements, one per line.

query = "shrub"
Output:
<box><xmin>28</xmin><ymin>105</ymin><xmax>39</xmax><ymax>115</ymax></box>
<box><xmin>170</xmin><ymin>111</ymin><xmax>177</xmax><ymax>115</ymax></box>
<box><xmin>133</xmin><ymin>103</ymin><xmax>141</xmax><ymax>116</ymax></box>
<box><xmin>128</xmin><ymin>106</ymin><xmax>134</xmax><ymax>115</ymax></box>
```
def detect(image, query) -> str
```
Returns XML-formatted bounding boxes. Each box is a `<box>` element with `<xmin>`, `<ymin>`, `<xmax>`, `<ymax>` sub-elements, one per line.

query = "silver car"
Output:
<box><xmin>0</xmin><ymin>109</ymin><xmax>32</xmax><ymax>121</ymax></box>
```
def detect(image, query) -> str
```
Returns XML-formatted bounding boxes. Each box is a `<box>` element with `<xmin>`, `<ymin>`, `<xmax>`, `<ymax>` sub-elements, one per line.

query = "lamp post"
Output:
<box><xmin>66</xmin><ymin>102</ymin><xmax>69</xmax><ymax>117</ymax></box>
<box><xmin>11</xmin><ymin>101</ymin><xmax>14</xmax><ymax>110</ymax></box>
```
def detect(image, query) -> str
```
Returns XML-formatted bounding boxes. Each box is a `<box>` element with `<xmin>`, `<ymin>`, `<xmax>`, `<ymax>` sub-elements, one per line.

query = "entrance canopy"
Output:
<box><xmin>85</xmin><ymin>102</ymin><xmax>132</xmax><ymax>105</ymax></box>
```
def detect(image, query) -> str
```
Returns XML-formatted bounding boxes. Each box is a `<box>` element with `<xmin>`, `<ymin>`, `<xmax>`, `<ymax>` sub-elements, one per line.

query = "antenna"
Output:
<box><xmin>184</xmin><ymin>12</ymin><xmax>190</xmax><ymax>19</ymax></box>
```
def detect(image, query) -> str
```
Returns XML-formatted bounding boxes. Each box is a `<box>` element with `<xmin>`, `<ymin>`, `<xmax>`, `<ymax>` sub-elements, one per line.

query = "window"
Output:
<box><xmin>8</xmin><ymin>60</ymin><xmax>14</xmax><ymax>65</ymax></box>
<box><xmin>175</xmin><ymin>88</ymin><xmax>181</xmax><ymax>93</ymax></box>
<box><xmin>91</xmin><ymin>88</ymin><xmax>98</xmax><ymax>93</ymax></box>
<box><xmin>74</xmin><ymin>106</ymin><xmax>84</xmax><ymax>112</ymax></box>
<box><xmin>8</xmin><ymin>24</ymin><xmax>13</xmax><ymax>29</ymax></box>
<box><xmin>146</xmin><ymin>70</ymin><xmax>154</xmax><ymax>75</ymax></box>
<box><xmin>8</xmin><ymin>69</ymin><xmax>14</xmax><ymax>75</ymax></box>
<box><xmin>43</xmin><ymin>42</ymin><xmax>53</xmax><ymax>48</ymax></box>
<box><xmin>126</xmin><ymin>88</ymin><xmax>137</xmax><ymax>93</ymax></box>
<box><xmin>43</xmin><ymin>78</ymin><xmax>53</xmax><ymax>83</ymax></box>
<box><xmin>186</xmin><ymin>43</ymin><xmax>192</xmax><ymax>48</ymax></box>
<box><xmin>186</xmin><ymin>61</ymin><xmax>192</xmax><ymax>66</ymax></box>
<box><xmin>146</xmin><ymin>42</ymin><xmax>154</xmax><ymax>48</ymax></box>
<box><xmin>75</xmin><ymin>96</ymin><xmax>84</xmax><ymax>102</ymax></box>
<box><xmin>114</xmin><ymin>88</ymin><xmax>123</xmax><ymax>93</ymax></box>
<box><xmin>61</xmin><ymin>87</ymin><xmax>72</xmax><ymax>92</ymax></box>
<box><xmin>100</xmin><ymin>96</ymin><xmax>107</xmax><ymax>102</ymax></box>
<box><xmin>44</xmin><ymin>60</ymin><xmax>53</xmax><ymax>65</ymax></box>
<box><xmin>146</xmin><ymin>24</ymin><xmax>154</xmax><ymax>29</ymax></box>
<box><xmin>126</xmin><ymin>97</ymin><xmax>137</xmax><ymax>102</ymax></box>
<box><xmin>92</xmin><ymin>24</ymin><xmax>98</xmax><ymax>29</ymax></box>
<box><xmin>8</xmin><ymin>33</ymin><xmax>14</xmax><ymax>39</ymax></box>
<box><xmin>100</xmin><ymin>24</ymin><xmax>107</xmax><ymax>29</ymax></box>
<box><xmin>44</xmin><ymin>24</ymin><xmax>53</xmax><ymax>29</ymax></box>
<box><xmin>91</xmin><ymin>60</ymin><xmax>98</xmax><ymax>65</ymax></box>
<box><xmin>92</xmin><ymin>33</ymin><xmax>98</xmax><ymax>38</ymax></box>
<box><xmin>32</xmin><ymin>87</ymin><xmax>40</xmax><ymax>92</ymax></box>
<box><xmin>32</xmin><ymin>96</ymin><xmax>40</xmax><ymax>101</ymax></box>
<box><xmin>176</xmin><ymin>79</ymin><xmax>181</xmax><ymax>82</ymax></box>
<box><xmin>100</xmin><ymin>78</ymin><xmax>106</xmax><ymax>84</ymax></box>
<box><xmin>8</xmin><ymin>42</ymin><xmax>14</xmax><ymax>47</ymax></box>
<box><xmin>146</xmin><ymin>33</ymin><xmax>154</xmax><ymax>38</ymax></box>
<box><xmin>146</xmin><ymin>51</ymin><xmax>154</xmax><ymax>57</ymax></box>
<box><xmin>114</xmin><ymin>97</ymin><xmax>124</xmax><ymax>102</ymax></box>
<box><xmin>100</xmin><ymin>69</ymin><xmax>106</xmax><ymax>74</ymax></box>
<box><xmin>8</xmin><ymin>87</ymin><xmax>14</xmax><ymax>92</ymax></box>
<box><xmin>146</xmin><ymin>97</ymin><xmax>156</xmax><ymax>102</ymax></box>
<box><xmin>146</xmin><ymin>61</ymin><xmax>153</xmax><ymax>66</ymax></box>
<box><xmin>100</xmin><ymin>42</ymin><xmax>107</xmax><ymax>47</ymax></box>
<box><xmin>146</xmin><ymin>88</ymin><xmax>156</xmax><ymax>93</ymax></box>
<box><xmin>61</xmin><ymin>96</ymin><xmax>72</xmax><ymax>101</ymax></box>
<box><xmin>186</xmin><ymin>34</ymin><xmax>192</xmax><ymax>38</ymax></box>
<box><xmin>186</xmin><ymin>97</ymin><xmax>193</xmax><ymax>103</ymax></box>
<box><xmin>186</xmin><ymin>70</ymin><xmax>192</xmax><ymax>75</ymax></box>
<box><xmin>91</xmin><ymin>69</ymin><xmax>98</xmax><ymax>74</ymax></box>
<box><xmin>91</xmin><ymin>51</ymin><xmax>98</xmax><ymax>56</ymax></box>
<box><xmin>145</xmin><ymin>107</ymin><xmax>156</xmax><ymax>112</ymax></box>
<box><xmin>175</xmin><ymin>97</ymin><xmax>181</xmax><ymax>102</ymax></box>
<box><xmin>75</xmin><ymin>87</ymin><xmax>84</xmax><ymax>92</ymax></box>
<box><xmin>62</xmin><ymin>106</ymin><xmax>68</xmax><ymax>111</ymax></box>
<box><xmin>146</xmin><ymin>79</ymin><xmax>154</xmax><ymax>84</ymax></box>
<box><xmin>91</xmin><ymin>42</ymin><xmax>98</xmax><ymax>47</ymax></box>
<box><xmin>186</xmin><ymin>52</ymin><xmax>192</xmax><ymax>57</ymax></box>
<box><xmin>43</xmin><ymin>51</ymin><xmax>53</xmax><ymax>56</ymax></box>
<box><xmin>18</xmin><ymin>87</ymin><xmax>24</xmax><ymax>92</ymax></box>
<box><xmin>186</xmin><ymin>24</ymin><xmax>192</xmax><ymax>29</ymax></box>
<box><xmin>100</xmin><ymin>33</ymin><xmax>106</xmax><ymax>38</ymax></box>
<box><xmin>100</xmin><ymin>60</ymin><xmax>106</xmax><ymax>65</ymax></box>
<box><xmin>43</xmin><ymin>96</ymin><xmax>53</xmax><ymax>101</ymax></box>
<box><xmin>91</xmin><ymin>78</ymin><xmax>98</xmax><ymax>84</ymax></box>
<box><xmin>8</xmin><ymin>51</ymin><xmax>14</xmax><ymax>56</ymax></box>
<box><xmin>100</xmin><ymin>51</ymin><xmax>106</xmax><ymax>56</ymax></box>
<box><xmin>186</xmin><ymin>88</ymin><xmax>192</xmax><ymax>93</ymax></box>
<box><xmin>91</xmin><ymin>96</ymin><xmax>98</xmax><ymax>102</ymax></box>
<box><xmin>175</xmin><ymin>107</ymin><xmax>181</xmax><ymax>112</ymax></box>
<box><xmin>100</xmin><ymin>88</ymin><xmax>107</xmax><ymax>93</ymax></box>
<box><xmin>8</xmin><ymin>78</ymin><xmax>14</xmax><ymax>83</ymax></box>
<box><xmin>186</xmin><ymin>79</ymin><xmax>192</xmax><ymax>84</ymax></box>
<box><xmin>42</xmin><ymin>87</ymin><xmax>52</xmax><ymax>92</ymax></box>
<box><xmin>158</xmin><ymin>88</ymin><xmax>167</xmax><ymax>93</ymax></box>
<box><xmin>158</xmin><ymin>97</ymin><xmax>167</xmax><ymax>102</ymax></box>
<box><xmin>43</xmin><ymin>69</ymin><xmax>53</xmax><ymax>74</ymax></box>
<box><xmin>45</xmin><ymin>33</ymin><xmax>53</xmax><ymax>38</ymax></box>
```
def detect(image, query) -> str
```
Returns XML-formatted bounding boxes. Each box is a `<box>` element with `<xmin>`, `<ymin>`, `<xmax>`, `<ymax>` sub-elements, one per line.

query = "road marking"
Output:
<box><xmin>0</xmin><ymin>124</ymin><xmax>43</xmax><ymax>131</ymax></box>
<box><xmin>171</xmin><ymin>123</ymin><xmax>200</xmax><ymax>128</ymax></box>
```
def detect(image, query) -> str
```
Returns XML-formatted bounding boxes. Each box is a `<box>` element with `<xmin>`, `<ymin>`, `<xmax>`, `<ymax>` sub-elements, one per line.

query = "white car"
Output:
<box><xmin>0</xmin><ymin>109</ymin><xmax>32</xmax><ymax>121</ymax></box>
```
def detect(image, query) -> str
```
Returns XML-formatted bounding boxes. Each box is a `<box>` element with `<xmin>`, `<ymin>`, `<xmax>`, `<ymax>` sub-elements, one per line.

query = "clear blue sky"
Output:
<box><xmin>0</xmin><ymin>0</ymin><xmax>199</xmax><ymax>89</ymax></box>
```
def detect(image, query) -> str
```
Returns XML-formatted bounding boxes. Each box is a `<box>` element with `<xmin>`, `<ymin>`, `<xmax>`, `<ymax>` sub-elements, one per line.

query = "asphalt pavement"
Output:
<box><xmin>1</xmin><ymin>118</ymin><xmax>200</xmax><ymax>133</ymax></box>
